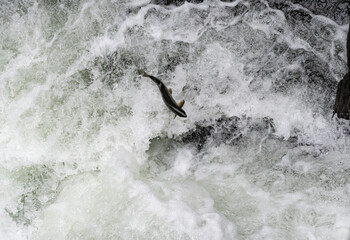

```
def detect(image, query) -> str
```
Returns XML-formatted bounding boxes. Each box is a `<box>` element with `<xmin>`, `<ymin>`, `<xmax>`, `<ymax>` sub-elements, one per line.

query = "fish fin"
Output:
<box><xmin>332</xmin><ymin>111</ymin><xmax>335</xmax><ymax>119</ymax></box>
<box><xmin>178</xmin><ymin>100</ymin><xmax>185</xmax><ymax>108</ymax></box>
<box><xmin>169</xmin><ymin>88</ymin><xmax>172</xmax><ymax>94</ymax></box>
<box><xmin>174</xmin><ymin>115</ymin><xmax>177</xmax><ymax>119</ymax></box>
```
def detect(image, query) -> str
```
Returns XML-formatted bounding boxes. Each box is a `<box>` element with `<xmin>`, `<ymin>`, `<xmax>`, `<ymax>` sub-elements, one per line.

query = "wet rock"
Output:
<box><xmin>333</xmin><ymin>73</ymin><xmax>350</xmax><ymax>121</ymax></box>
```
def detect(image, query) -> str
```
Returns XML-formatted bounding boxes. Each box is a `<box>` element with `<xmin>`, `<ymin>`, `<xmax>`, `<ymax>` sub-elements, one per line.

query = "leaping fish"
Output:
<box><xmin>138</xmin><ymin>70</ymin><xmax>187</xmax><ymax>118</ymax></box>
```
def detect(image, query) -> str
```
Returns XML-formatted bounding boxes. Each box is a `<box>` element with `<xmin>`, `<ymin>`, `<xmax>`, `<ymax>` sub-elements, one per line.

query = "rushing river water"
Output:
<box><xmin>1</xmin><ymin>0</ymin><xmax>350</xmax><ymax>239</ymax></box>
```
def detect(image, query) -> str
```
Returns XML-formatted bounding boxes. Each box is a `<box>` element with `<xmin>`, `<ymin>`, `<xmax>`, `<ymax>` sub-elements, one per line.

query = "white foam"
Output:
<box><xmin>173</xmin><ymin>149</ymin><xmax>193</xmax><ymax>176</ymax></box>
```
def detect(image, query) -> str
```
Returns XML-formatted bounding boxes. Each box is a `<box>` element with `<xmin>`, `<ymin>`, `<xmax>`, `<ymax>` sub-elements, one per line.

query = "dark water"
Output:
<box><xmin>154</xmin><ymin>0</ymin><xmax>350</xmax><ymax>24</ymax></box>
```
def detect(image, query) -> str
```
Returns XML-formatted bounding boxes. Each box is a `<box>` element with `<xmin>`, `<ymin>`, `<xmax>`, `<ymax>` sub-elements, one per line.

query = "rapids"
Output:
<box><xmin>0</xmin><ymin>0</ymin><xmax>350</xmax><ymax>239</ymax></box>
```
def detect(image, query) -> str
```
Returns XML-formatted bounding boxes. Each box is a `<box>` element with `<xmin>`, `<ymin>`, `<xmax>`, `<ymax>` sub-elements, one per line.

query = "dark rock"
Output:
<box><xmin>333</xmin><ymin>73</ymin><xmax>350</xmax><ymax>121</ymax></box>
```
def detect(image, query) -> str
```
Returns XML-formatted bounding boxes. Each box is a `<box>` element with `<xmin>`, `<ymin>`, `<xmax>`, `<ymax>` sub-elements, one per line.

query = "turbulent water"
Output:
<box><xmin>1</xmin><ymin>0</ymin><xmax>350</xmax><ymax>239</ymax></box>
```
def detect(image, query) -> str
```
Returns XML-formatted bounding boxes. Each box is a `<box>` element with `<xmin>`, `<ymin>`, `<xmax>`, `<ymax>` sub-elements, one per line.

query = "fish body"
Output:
<box><xmin>139</xmin><ymin>70</ymin><xmax>187</xmax><ymax>118</ymax></box>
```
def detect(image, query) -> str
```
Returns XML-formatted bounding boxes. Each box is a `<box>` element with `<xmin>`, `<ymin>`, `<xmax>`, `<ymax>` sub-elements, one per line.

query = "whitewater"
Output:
<box><xmin>0</xmin><ymin>0</ymin><xmax>350</xmax><ymax>239</ymax></box>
